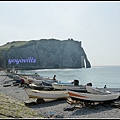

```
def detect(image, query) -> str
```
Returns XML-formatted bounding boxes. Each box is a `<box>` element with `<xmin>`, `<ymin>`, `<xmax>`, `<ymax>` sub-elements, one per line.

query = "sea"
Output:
<box><xmin>19</xmin><ymin>66</ymin><xmax>120</xmax><ymax>88</ymax></box>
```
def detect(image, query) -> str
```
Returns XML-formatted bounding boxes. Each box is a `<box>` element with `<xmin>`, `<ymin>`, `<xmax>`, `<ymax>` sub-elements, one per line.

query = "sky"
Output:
<box><xmin>0</xmin><ymin>1</ymin><xmax>120</xmax><ymax>66</ymax></box>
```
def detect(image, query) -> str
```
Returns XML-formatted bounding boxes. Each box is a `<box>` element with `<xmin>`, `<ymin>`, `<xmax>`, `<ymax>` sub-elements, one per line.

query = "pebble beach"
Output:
<box><xmin>0</xmin><ymin>73</ymin><xmax>120</xmax><ymax>119</ymax></box>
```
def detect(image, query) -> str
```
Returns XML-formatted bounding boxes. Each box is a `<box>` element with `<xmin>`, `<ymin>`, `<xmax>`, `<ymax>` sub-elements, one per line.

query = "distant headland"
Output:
<box><xmin>0</xmin><ymin>38</ymin><xmax>91</xmax><ymax>70</ymax></box>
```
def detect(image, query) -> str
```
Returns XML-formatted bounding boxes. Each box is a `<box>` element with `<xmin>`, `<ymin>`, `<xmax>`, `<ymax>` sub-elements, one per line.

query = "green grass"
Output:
<box><xmin>0</xmin><ymin>41</ymin><xmax>28</xmax><ymax>54</ymax></box>
<box><xmin>0</xmin><ymin>91</ymin><xmax>43</xmax><ymax>118</ymax></box>
<box><xmin>0</xmin><ymin>41</ymin><xmax>28</xmax><ymax>49</ymax></box>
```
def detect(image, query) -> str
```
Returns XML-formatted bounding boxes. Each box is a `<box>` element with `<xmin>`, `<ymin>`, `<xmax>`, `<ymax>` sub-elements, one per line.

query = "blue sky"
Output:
<box><xmin>0</xmin><ymin>1</ymin><xmax>120</xmax><ymax>66</ymax></box>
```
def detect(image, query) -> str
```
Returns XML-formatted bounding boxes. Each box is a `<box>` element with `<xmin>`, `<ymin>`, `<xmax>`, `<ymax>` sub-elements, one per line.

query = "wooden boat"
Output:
<box><xmin>42</xmin><ymin>79</ymin><xmax>58</xmax><ymax>88</ymax></box>
<box><xmin>29</xmin><ymin>79</ymin><xmax>58</xmax><ymax>90</ymax></box>
<box><xmin>29</xmin><ymin>83</ymin><xmax>44</xmax><ymax>90</ymax></box>
<box><xmin>25</xmin><ymin>88</ymin><xmax>69</xmax><ymax>99</ymax></box>
<box><xmin>4</xmin><ymin>70</ymin><xmax>42</xmax><ymax>79</ymax></box>
<box><xmin>20</xmin><ymin>76</ymin><xmax>57</xmax><ymax>85</ymax></box>
<box><xmin>52</xmin><ymin>82</ymin><xmax>86</xmax><ymax>92</ymax></box>
<box><xmin>5</xmin><ymin>69</ymin><xmax>54</xmax><ymax>81</ymax></box>
<box><xmin>67</xmin><ymin>90</ymin><xmax>120</xmax><ymax>102</ymax></box>
<box><xmin>86</xmin><ymin>85</ymin><xmax>111</xmax><ymax>94</ymax></box>
<box><xmin>96</xmin><ymin>87</ymin><xmax>120</xmax><ymax>93</ymax></box>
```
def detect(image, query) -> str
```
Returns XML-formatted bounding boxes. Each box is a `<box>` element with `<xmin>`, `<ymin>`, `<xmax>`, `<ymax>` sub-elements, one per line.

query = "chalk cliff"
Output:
<box><xmin>1</xmin><ymin>38</ymin><xmax>91</xmax><ymax>69</ymax></box>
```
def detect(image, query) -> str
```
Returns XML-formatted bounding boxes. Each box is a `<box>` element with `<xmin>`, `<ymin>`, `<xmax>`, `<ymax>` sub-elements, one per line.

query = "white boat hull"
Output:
<box><xmin>86</xmin><ymin>85</ymin><xmax>111</xmax><ymax>94</ymax></box>
<box><xmin>52</xmin><ymin>82</ymin><xmax>86</xmax><ymax>91</ymax></box>
<box><xmin>29</xmin><ymin>83</ymin><xmax>44</xmax><ymax>90</ymax></box>
<box><xmin>67</xmin><ymin>90</ymin><xmax>120</xmax><ymax>102</ymax></box>
<box><xmin>22</xmin><ymin>76</ymin><xmax>56</xmax><ymax>84</ymax></box>
<box><xmin>25</xmin><ymin>89</ymin><xmax>69</xmax><ymax>99</ymax></box>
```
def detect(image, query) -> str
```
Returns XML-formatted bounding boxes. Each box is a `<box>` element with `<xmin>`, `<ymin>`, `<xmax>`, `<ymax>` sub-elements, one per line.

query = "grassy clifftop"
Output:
<box><xmin>0</xmin><ymin>41</ymin><xmax>28</xmax><ymax>54</ymax></box>
<box><xmin>0</xmin><ymin>91</ymin><xmax>42</xmax><ymax>118</ymax></box>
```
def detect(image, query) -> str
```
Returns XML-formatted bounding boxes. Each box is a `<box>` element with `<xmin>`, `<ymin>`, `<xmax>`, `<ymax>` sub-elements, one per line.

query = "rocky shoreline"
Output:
<box><xmin>0</xmin><ymin>74</ymin><xmax>120</xmax><ymax>119</ymax></box>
